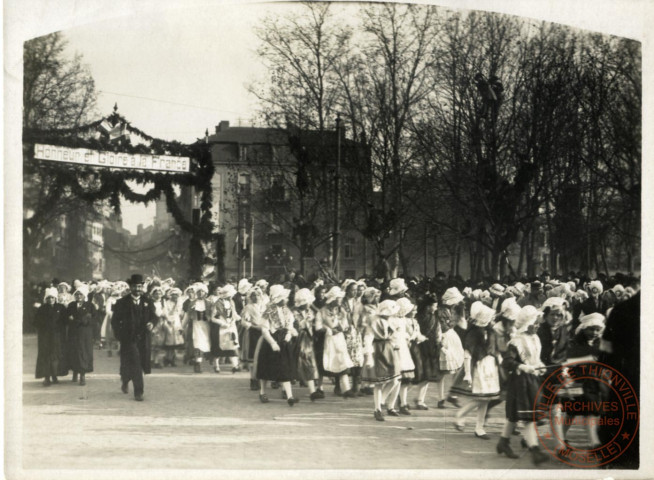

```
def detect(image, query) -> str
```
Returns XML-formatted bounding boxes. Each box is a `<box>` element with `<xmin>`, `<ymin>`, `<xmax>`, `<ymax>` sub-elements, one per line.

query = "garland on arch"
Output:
<box><xmin>23</xmin><ymin>117</ymin><xmax>218</xmax><ymax>243</ymax></box>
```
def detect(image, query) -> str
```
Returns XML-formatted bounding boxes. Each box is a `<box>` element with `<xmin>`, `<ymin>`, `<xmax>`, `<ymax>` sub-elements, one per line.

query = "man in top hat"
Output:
<box><xmin>111</xmin><ymin>274</ymin><xmax>158</xmax><ymax>401</ymax></box>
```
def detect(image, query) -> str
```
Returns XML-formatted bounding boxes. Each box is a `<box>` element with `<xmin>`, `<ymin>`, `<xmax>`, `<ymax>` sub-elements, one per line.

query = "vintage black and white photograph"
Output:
<box><xmin>5</xmin><ymin>0</ymin><xmax>651</xmax><ymax>478</ymax></box>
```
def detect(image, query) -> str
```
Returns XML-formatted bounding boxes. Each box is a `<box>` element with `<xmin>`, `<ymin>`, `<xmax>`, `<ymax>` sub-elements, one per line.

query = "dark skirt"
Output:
<box><xmin>505</xmin><ymin>372</ymin><xmax>542</xmax><ymax>423</ymax></box>
<box><xmin>409</xmin><ymin>341</ymin><xmax>427</xmax><ymax>384</ymax></box>
<box><xmin>255</xmin><ymin>329</ymin><xmax>296</xmax><ymax>382</ymax></box>
<box><xmin>295</xmin><ymin>329</ymin><xmax>318</xmax><ymax>382</ymax></box>
<box><xmin>67</xmin><ymin>324</ymin><xmax>94</xmax><ymax>373</ymax></box>
<box><xmin>35</xmin><ymin>328</ymin><xmax>63</xmax><ymax>379</ymax></box>
<box><xmin>242</xmin><ymin>328</ymin><xmax>262</xmax><ymax>363</ymax></box>
<box><xmin>361</xmin><ymin>340</ymin><xmax>400</xmax><ymax>384</ymax></box>
<box><xmin>313</xmin><ymin>329</ymin><xmax>326</xmax><ymax>377</ymax></box>
<box><xmin>418</xmin><ymin>339</ymin><xmax>443</xmax><ymax>382</ymax></box>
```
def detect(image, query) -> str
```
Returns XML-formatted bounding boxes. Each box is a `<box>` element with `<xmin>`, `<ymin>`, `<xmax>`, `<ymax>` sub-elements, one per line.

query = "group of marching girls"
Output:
<box><xmin>33</xmin><ymin>271</ymin><xmax>639</xmax><ymax>465</ymax></box>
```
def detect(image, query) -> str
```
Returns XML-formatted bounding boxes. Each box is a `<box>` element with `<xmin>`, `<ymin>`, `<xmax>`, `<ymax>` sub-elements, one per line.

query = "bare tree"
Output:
<box><xmin>336</xmin><ymin>3</ymin><xmax>441</xmax><ymax>278</ymax></box>
<box><xmin>23</xmin><ymin>33</ymin><xmax>100</xmax><ymax>276</ymax></box>
<box><xmin>23</xmin><ymin>32</ymin><xmax>96</xmax><ymax>130</ymax></box>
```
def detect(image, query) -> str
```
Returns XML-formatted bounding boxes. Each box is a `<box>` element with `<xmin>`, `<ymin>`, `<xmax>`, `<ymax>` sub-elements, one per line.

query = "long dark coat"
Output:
<box><xmin>34</xmin><ymin>303</ymin><xmax>67</xmax><ymax>378</ymax></box>
<box><xmin>65</xmin><ymin>301</ymin><xmax>96</xmax><ymax>373</ymax></box>
<box><xmin>111</xmin><ymin>295</ymin><xmax>158</xmax><ymax>377</ymax></box>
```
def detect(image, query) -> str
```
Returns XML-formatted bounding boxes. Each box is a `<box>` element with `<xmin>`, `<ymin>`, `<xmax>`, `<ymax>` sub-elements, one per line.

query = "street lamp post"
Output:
<box><xmin>333</xmin><ymin>114</ymin><xmax>342</xmax><ymax>281</ymax></box>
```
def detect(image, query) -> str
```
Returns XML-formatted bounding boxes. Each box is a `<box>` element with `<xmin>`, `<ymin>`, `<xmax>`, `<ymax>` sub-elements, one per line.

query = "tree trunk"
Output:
<box><xmin>455</xmin><ymin>241</ymin><xmax>461</xmax><ymax>278</ymax></box>
<box><xmin>491</xmin><ymin>248</ymin><xmax>500</xmax><ymax>280</ymax></box>
<box><xmin>599</xmin><ymin>238</ymin><xmax>610</xmax><ymax>277</ymax></box>
<box><xmin>432</xmin><ymin>234</ymin><xmax>439</xmax><ymax>276</ymax></box>
<box><xmin>517</xmin><ymin>231</ymin><xmax>527</xmax><ymax>277</ymax></box>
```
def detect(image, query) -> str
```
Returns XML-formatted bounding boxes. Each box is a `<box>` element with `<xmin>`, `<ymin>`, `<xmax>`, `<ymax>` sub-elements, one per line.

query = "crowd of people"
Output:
<box><xmin>32</xmin><ymin>270</ymin><xmax>640</xmax><ymax>466</ymax></box>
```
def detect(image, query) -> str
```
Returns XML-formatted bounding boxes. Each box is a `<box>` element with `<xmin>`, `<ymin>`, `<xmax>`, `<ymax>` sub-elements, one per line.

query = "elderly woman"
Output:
<box><xmin>292</xmin><ymin>288</ymin><xmax>322</xmax><ymax>401</ymax></box>
<box><xmin>496</xmin><ymin>306</ymin><xmax>548</xmax><ymax>465</ymax></box>
<box><xmin>452</xmin><ymin>301</ymin><xmax>501</xmax><ymax>439</ymax></box>
<box><xmin>318</xmin><ymin>286</ymin><xmax>356</xmax><ymax>398</ymax></box>
<box><xmin>361</xmin><ymin>298</ymin><xmax>401</xmax><ymax>421</ymax></box>
<box><xmin>65</xmin><ymin>284</ymin><xmax>95</xmax><ymax>386</ymax></box>
<box><xmin>163</xmin><ymin>288</ymin><xmax>185</xmax><ymax>367</ymax></box>
<box><xmin>256</xmin><ymin>285</ymin><xmax>299</xmax><ymax>406</ymax></box>
<box><xmin>183</xmin><ymin>283</ymin><xmax>213</xmax><ymax>373</ymax></box>
<box><xmin>212</xmin><ymin>284</ymin><xmax>241</xmax><ymax>373</ymax></box>
<box><xmin>35</xmin><ymin>287</ymin><xmax>67</xmax><ymax>386</ymax></box>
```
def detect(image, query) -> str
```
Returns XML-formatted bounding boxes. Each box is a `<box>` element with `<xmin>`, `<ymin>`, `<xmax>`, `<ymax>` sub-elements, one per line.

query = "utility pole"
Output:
<box><xmin>333</xmin><ymin>114</ymin><xmax>342</xmax><ymax>281</ymax></box>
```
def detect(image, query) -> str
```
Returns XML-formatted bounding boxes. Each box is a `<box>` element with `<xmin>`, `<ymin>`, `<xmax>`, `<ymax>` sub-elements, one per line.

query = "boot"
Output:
<box><xmin>529</xmin><ymin>446</ymin><xmax>548</xmax><ymax>465</ymax></box>
<box><xmin>107</xmin><ymin>349</ymin><xmax>113</xmax><ymax>358</ymax></box>
<box><xmin>496</xmin><ymin>437</ymin><xmax>519</xmax><ymax>459</ymax></box>
<box><xmin>194</xmin><ymin>362</ymin><xmax>202</xmax><ymax>373</ymax></box>
<box><xmin>79</xmin><ymin>374</ymin><xmax>86</xmax><ymax>386</ymax></box>
<box><xmin>353</xmin><ymin>376</ymin><xmax>365</xmax><ymax>397</ymax></box>
<box><xmin>72</xmin><ymin>372</ymin><xmax>78</xmax><ymax>383</ymax></box>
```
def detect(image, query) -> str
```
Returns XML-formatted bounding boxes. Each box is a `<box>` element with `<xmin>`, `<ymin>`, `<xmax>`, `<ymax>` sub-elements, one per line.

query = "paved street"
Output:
<box><xmin>21</xmin><ymin>334</ymin><xmax>575</xmax><ymax>471</ymax></box>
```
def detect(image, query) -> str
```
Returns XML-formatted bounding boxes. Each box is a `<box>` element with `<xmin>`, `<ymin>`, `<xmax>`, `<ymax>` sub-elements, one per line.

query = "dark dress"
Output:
<box><xmin>34</xmin><ymin>303</ymin><xmax>66</xmax><ymax>379</ymax></box>
<box><xmin>416</xmin><ymin>309</ymin><xmax>442</xmax><ymax>382</ymax></box>
<box><xmin>255</xmin><ymin>305</ymin><xmax>297</xmax><ymax>382</ymax></box>
<box><xmin>293</xmin><ymin>309</ymin><xmax>318</xmax><ymax>382</ymax></box>
<box><xmin>65</xmin><ymin>301</ymin><xmax>96</xmax><ymax>374</ymax></box>
<box><xmin>311</xmin><ymin>304</ymin><xmax>327</xmax><ymax>377</ymax></box>
<box><xmin>560</xmin><ymin>332</ymin><xmax>603</xmax><ymax>416</ymax></box>
<box><xmin>598</xmin><ymin>293</ymin><xmax>640</xmax><ymax>469</ymax></box>
<box><xmin>502</xmin><ymin>334</ymin><xmax>544</xmax><ymax>423</ymax></box>
<box><xmin>537</xmin><ymin>320</ymin><xmax>570</xmax><ymax>400</ymax></box>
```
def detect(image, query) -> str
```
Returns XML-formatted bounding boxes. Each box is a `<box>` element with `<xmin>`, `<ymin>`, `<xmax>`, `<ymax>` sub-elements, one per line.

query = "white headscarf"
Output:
<box><xmin>43</xmin><ymin>287</ymin><xmax>58</xmax><ymax>302</ymax></box>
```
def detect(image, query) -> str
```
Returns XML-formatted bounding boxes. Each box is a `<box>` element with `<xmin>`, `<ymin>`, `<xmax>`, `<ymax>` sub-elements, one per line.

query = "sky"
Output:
<box><xmin>61</xmin><ymin>5</ymin><xmax>273</xmax><ymax>232</ymax></box>
<box><xmin>15</xmin><ymin>0</ymin><xmax>650</xmax><ymax>233</ymax></box>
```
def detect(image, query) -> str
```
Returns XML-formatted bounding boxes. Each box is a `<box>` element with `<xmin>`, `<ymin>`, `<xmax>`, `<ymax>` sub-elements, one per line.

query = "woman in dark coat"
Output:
<box><xmin>65</xmin><ymin>285</ymin><xmax>95</xmax><ymax>386</ymax></box>
<box><xmin>35</xmin><ymin>287</ymin><xmax>67</xmax><ymax>386</ymax></box>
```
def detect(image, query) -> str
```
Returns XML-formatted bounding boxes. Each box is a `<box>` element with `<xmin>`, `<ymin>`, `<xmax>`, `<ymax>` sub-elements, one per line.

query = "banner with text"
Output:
<box><xmin>34</xmin><ymin>143</ymin><xmax>190</xmax><ymax>173</ymax></box>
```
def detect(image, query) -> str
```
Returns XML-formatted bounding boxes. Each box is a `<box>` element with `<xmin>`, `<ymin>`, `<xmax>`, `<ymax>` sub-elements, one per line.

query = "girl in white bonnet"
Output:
<box><xmin>496</xmin><ymin>306</ymin><xmax>548</xmax><ymax>465</ymax></box>
<box><xmin>361</xmin><ymin>298</ymin><xmax>401</xmax><ymax>421</ymax></box>
<box><xmin>452</xmin><ymin>301</ymin><xmax>501</xmax><ymax>439</ymax></box>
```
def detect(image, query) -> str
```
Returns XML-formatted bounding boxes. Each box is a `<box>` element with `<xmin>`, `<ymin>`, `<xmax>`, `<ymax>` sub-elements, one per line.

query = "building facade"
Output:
<box><xmin>206</xmin><ymin>121</ymin><xmax>372</xmax><ymax>281</ymax></box>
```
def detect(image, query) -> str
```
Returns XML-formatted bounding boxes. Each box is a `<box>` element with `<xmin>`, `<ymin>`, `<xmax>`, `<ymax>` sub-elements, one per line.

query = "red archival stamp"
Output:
<box><xmin>533</xmin><ymin>360</ymin><xmax>639</xmax><ymax>468</ymax></box>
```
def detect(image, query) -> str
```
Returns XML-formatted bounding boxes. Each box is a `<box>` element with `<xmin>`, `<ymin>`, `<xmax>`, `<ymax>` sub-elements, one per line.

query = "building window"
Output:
<box><xmin>344</xmin><ymin>237</ymin><xmax>355</xmax><ymax>259</ymax></box>
<box><xmin>239</xmin><ymin>145</ymin><xmax>248</xmax><ymax>162</ymax></box>
<box><xmin>238</xmin><ymin>173</ymin><xmax>251</xmax><ymax>197</ymax></box>
<box><xmin>270</xmin><ymin>175</ymin><xmax>285</xmax><ymax>201</ymax></box>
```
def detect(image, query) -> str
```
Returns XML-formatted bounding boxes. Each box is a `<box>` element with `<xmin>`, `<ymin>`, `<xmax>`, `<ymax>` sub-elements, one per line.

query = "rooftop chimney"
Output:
<box><xmin>216</xmin><ymin>120</ymin><xmax>230</xmax><ymax>133</ymax></box>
